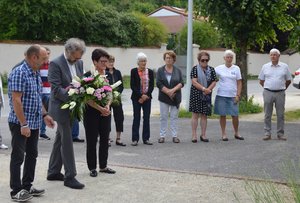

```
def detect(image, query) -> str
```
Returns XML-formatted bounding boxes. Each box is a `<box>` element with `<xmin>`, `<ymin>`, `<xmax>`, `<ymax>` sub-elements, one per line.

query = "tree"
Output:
<box><xmin>179</xmin><ymin>21</ymin><xmax>220</xmax><ymax>53</ymax></box>
<box><xmin>197</xmin><ymin>0</ymin><xmax>298</xmax><ymax>99</ymax></box>
<box><xmin>0</xmin><ymin>0</ymin><xmax>100</xmax><ymax>41</ymax></box>
<box><xmin>133</xmin><ymin>13</ymin><xmax>168</xmax><ymax>47</ymax></box>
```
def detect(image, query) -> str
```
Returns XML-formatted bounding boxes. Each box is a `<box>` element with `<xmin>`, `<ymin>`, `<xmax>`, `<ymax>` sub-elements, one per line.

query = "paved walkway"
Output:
<box><xmin>0</xmin><ymin>81</ymin><xmax>299</xmax><ymax>202</ymax></box>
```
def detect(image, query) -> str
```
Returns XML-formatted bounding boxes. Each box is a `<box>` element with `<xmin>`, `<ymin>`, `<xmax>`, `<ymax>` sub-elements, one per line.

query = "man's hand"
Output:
<box><xmin>21</xmin><ymin>126</ymin><xmax>31</xmax><ymax>137</ymax></box>
<box><xmin>44</xmin><ymin>115</ymin><xmax>55</xmax><ymax>128</ymax></box>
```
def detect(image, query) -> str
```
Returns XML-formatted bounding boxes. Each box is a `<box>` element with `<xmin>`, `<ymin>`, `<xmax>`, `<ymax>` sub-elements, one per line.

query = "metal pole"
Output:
<box><xmin>185</xmin><ymin>0</ymin><xmax>193</xmax><ymax>110</ymax></box>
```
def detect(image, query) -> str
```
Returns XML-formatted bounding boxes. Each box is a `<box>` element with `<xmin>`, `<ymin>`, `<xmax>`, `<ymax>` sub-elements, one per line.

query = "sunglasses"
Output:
<box><xmin>200</xmin><ymin>59</ymin><xmax>209</xmax><ymax>62</ymax></box>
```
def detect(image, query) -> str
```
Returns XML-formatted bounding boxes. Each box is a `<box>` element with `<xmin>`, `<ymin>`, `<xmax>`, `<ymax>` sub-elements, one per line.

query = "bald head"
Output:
<box><xmin>25</xmin><ymin>45</ymin><xmax>48</xmax><ymax>71</ymax></box>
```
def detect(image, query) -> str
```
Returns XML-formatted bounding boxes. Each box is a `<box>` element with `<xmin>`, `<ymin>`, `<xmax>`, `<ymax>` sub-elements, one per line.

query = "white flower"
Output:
<box><xmin>73</xmin><ymin>76</ymin><xmax>81</xmax><ymax>82</ymax></box>
<box><xmin>68</xmin><ymin>88</ymin><xmax>76</xmax><ymax>96</ymax></box>
<box><xmin>113</xmin><ymin>91</ymin><xmax>120</xmax><ymax>98</ymax></box>
<box><xmin>86</xmin><ymin>87</ymin><xmax>95</xmax><ymax>95</ymax></box>
<box><xmin>61</xmin><ymin>103</ymin><xmax>70</xmax><ymax>109</ymax></box>
<box><xmin>69</xmin><ymin>101</ymin><xmax>76</xmax><ymax>110</ymax></box>
<box><xmin>111</xmin><ymin>80</ymin><xmax>122</xmax><ymax>89</ymax></box>
<box><xmin>71</xmin><ymin>79</ymin><xmax>81</xmax><ymax>88</ymax></box>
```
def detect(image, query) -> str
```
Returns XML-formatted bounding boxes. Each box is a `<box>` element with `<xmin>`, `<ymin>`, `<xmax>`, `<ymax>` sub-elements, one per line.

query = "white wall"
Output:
<box><xmin>0</xmin><ymin>42</ymin><xmax>167</xmax><ymax>76</ymax></box>
<box><xmin>1</xmin><ymin>42</ymin><xmax>300</xmax><ymax>76</ymax></box>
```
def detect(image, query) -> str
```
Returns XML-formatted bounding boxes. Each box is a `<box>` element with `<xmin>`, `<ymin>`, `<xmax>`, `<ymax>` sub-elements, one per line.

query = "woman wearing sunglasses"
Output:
<box><xmin>189</xmin><ymin>51</ymin><xmax>217</xmax><ymax>143</ymax></box>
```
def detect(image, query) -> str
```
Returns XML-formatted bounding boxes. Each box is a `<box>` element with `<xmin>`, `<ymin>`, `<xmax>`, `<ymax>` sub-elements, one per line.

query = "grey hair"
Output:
<box><xmin>224</xmin><ymin>49</ymin><xmax>235</xmax><ymax>57</ymax></box>
<box><xmin>65</xmin><ymin>38</ymin><xmax>86</xmax><ymax>54</ymax></box>
<box><xmin>269</xmin><ymin>48</ymin><xmax>280</xmax><ymax>55</ymax></box>
<box><xmin>136</xmin><ymin>52</ymin><xmax>147</xmax><ymax>64</ymax></box>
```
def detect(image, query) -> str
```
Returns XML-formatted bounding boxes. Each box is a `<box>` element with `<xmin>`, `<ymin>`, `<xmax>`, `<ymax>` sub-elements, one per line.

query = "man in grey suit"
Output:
<box><xmin>47</xmin><ymin>38</ymin><xmax>86</xmax><ymax>189</ymax></box>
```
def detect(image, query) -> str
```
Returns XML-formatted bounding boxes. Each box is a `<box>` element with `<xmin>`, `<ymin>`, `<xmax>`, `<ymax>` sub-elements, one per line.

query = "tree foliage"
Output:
<box><xmin>0</xmin><ymin>0</ymin><xmax>167</xmax><ymax>47</ymax></box>
<box><xmin>197</xmin><ymin>0</ymin><xmax>298</xmax><ymax>98</ymax></box>
<box><xmin>179</xmin><ymin>21</ymin><xmax>220</xmax><ymax>51</ymax></box>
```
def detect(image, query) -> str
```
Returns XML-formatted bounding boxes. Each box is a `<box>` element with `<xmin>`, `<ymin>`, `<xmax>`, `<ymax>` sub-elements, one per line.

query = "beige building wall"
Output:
<box><xmin>0</xmin><ymin>43</ymin><xmax>167</xmax><ymax>76</ymax></box>
<box><xmin>0</xmin><ymin>42</ymin><xmax>299</xmax><ymax>76</ymax></box>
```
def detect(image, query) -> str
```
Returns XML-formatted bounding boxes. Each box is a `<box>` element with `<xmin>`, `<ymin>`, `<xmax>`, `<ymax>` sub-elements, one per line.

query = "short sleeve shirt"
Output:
<box><xmin>215</xmin><ymin>64</ymin><xmax>242</xmax><ymax>97</ymax></box>
<box><xmin>258</xmin><ymin>62</ymin><xmax>292</xmax><ymax>90</ymax></box>
<box><xmin>8</xmin><ymin>61</ymin><xmax>43</xmax><ymax>129</ymax></box>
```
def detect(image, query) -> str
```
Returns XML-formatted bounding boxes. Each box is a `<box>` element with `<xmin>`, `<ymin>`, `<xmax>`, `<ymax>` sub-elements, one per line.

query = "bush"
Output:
<box><xmin>179</xmin><ymin>21</ymin><xmax>220</xmax><ymax>53</ymax></box>
<box><xmin>133</xmin><ymin>13</ymin><xmax>168</xmax><ymax>47</ymax></box>
<box><xmin>239</xmin><ymin>95</ymin><xmax>263</xmax><ymax>114</ymax></box>
<box><xmin>0</xmin><ymin>72</ymin><xmax>8</xmax><ymax>88</ymax></box>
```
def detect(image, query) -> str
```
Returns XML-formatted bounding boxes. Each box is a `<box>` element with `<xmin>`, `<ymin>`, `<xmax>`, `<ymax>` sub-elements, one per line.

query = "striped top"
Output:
<box><xmin>40</xmin><ymin>62</ymin><xmax>51</xmax><ymax>94</ymax></box>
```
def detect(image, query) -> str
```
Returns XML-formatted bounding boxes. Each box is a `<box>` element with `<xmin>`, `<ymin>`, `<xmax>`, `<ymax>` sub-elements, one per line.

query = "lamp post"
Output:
<box><xmin>185</xmin><ymin>0</ymin><xmax>193</xmax><ymax>109</ymax></box>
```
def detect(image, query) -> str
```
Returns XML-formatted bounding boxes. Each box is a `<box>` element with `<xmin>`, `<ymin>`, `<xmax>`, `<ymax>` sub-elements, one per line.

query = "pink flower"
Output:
<box><xmin>103</xmin><ymin>86</ymin><xmax>112</xmax><ymax>92</ymax></box>
<box><xmin>83</xmin><ymin>77</ymin><xmax>94</xmax><ymax>82</ymax></box>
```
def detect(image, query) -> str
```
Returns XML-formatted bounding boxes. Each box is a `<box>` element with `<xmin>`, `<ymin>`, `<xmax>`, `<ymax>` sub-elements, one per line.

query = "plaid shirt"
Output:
<box><xmin>8</xmin><ymin>61</ymin><xmax>43</xmax><ymax>129</ymax></box>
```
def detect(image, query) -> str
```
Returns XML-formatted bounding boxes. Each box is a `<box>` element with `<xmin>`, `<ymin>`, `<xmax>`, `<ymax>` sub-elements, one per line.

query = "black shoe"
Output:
<box><xmin>29</xmin><ymin>186</ymin><xmax>45</xmax><ymax>196</ymax></box>
<box><xmin>143</xmin><ymin>140</ymin><xmax>153</xmax><ymax>145</ymax></box>
<box><xmin>200</xmin><ymin>136</ymin><xmax>209</xmax><ymax>142</ymax></box>
<box><xmin>100</xmin><ymin>167</ymin><xmax>116</xmax><ymax>174</ymax></box>
<box><xmin>11</xmin><ymin>189</ymin><xmax>33</xmax><ymax>202</ymax></box>
<box><xmin>234</xmin><ymin>135</ymin><xmax>244</xmax><ymax>140</ymax></box>
<box><xmin>90</xmin><ymin>169</ymin><xmax>98</xmax><ymax>177</ymax></box>
<box><xmin>222</xmin><ymin>137</ymin><xmax>229</xmax><ymax>141</ymax></box>
<box><xmin>40</xmin><ymin>134</ymin><xmax>50</xmax><ymax>140</ymax></box>
<box><xmin>47</xmin><ymin>173</ymin><xmax>64</xmax><ymax>181</ymax></box>
<box><xmin>73</xmin><ymin>138</ymin><xmax>84</xmax><ymax>143</ymax></box>
<box><xmin>64</xmin><ymin>178</ymin><xmax>85</xmax><ymax>189</ymax></box>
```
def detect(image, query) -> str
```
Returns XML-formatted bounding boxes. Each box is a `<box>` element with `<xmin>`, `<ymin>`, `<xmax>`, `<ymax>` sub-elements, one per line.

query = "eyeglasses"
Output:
<box><xmin>99</xmin><ymin>60</ymin><xmax>108</xmax><ymax>63</ymax></box>
<box><xmin>200</xmin><ymin>59</ymin><xmax>209</xmax><ymax>62</ymax></box>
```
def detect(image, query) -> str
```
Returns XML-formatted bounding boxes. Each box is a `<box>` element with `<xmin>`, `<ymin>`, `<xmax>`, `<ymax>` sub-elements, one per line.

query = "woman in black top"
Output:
<box><xmin>106</xmin><ymin>55</ymin><xmax>126</xmax><ymax>146</ymax></box>
<box><xmin>130</xmin><ymin>52</ymin><xmax>154</xmax><ymax>146</ymax></box>
<box><xmin>83</xmin><ymin>48</ymin><xmax>116</xmax><ymax>177</ymax></box>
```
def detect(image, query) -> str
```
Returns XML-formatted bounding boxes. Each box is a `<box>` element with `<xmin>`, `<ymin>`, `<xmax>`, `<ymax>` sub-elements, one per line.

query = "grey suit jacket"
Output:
<box><xmin>48</xmin><ymin>54</ymin><xmax>84</xmax><ymax>122</ymax></box>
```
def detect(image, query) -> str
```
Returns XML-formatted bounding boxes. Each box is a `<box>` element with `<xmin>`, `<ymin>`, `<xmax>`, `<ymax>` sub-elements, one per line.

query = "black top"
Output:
<box><xmin>130</xmin><ymin>67</ymin><xmax>154</xmax><ymax>100</ymax></box>
<box><xmin>106</xmin><ymin>67</ymin><xmax>124</xmax><ymax>93</ymax></box>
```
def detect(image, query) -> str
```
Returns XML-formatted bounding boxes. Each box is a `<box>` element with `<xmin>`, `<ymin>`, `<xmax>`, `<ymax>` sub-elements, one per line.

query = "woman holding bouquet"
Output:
<box><xmin>130</xmin><ymin>52</ymin><xmax>154</xmax><ymax>146</ymax></box>
<box><xmin>83</xmin><ymin>48</ymin><xmax>116</xmax><ymax>177</ymax></box>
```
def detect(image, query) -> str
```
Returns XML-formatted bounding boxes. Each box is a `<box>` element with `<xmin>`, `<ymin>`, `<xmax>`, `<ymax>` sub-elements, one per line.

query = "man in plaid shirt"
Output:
<box><xmin>8</xmin><ymin>45</ymin><xmax>55</xmax><ymax>202</ymax></box>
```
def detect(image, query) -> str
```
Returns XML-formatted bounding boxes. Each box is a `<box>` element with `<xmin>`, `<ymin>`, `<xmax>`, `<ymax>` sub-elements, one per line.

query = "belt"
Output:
<box><xmin>264</xmin><ymin>88</ymin><xmax>285</xmax><ymax>92</ymax></box>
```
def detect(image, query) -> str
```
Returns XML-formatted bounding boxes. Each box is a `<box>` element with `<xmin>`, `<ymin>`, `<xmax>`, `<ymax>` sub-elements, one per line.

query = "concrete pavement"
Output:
<box><xmin>0</xmin><ymin>80</ymin><xmax>299</xmax><ymax>202</ymax></box>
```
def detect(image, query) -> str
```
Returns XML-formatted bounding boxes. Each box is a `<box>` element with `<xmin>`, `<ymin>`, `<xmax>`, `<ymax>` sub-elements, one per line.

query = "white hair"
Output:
<box><xmin>269</xmin><ymin>48</ymin><xmax>280</xmax><ymax>55</ymax></box>
<box><xmin>136</xmin><ymin>52</ymin><xmax>147</xmax><ymax>64</ymax></box>
<box><xmin>224</xmin><ymin>49</ymin><xmax>235</xmax><ymax>57</ymax></box>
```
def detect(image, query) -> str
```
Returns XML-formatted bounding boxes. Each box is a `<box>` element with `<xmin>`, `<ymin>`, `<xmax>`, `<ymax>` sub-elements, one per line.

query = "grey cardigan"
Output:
<box><xmin>156</xmin><ymin>65</ymin><xmax>184</xmax><ymax>108</ymax></box>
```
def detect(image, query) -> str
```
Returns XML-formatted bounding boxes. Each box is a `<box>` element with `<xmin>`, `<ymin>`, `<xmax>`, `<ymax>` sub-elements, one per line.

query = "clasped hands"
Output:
<box><xmin>138</xmin><ymin>94</ymin><xmax>150</xmax><ymax>104</ymax></box>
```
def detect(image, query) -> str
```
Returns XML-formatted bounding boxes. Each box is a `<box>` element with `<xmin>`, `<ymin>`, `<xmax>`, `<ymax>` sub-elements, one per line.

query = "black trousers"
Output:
<box><xmin>9</xmin><ymin>122</ymin><xmax>39</xmax><ymax>196</ymax></box>
<box><xmin>83</xmin><ymin>106</ymin><xmax>111</xmax><ymax>170</ymax></box>
<box><xmin>111</xmin><ymin>102</ymin><xmax>124</xmax><ymax>132</ymax></box>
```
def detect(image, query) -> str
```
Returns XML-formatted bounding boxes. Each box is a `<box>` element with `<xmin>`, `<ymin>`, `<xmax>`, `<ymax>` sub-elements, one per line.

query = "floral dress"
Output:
<box><xmin>189</xmin><ymin>65</ymin><xmax>217</xmax><ymax>115</ymax></box>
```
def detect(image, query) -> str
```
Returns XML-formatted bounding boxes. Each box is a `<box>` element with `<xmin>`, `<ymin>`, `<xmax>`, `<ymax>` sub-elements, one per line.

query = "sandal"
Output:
<box><xmin>173</xmin><ymin>137</ymin><xmax>180</xmax><ymax>143</ymax></box>
<box><xmin>116</xmin><ymin>140</ymin><xmax>126</xmax><ymax>146</ymax></box>
<box><xmin>158</xmin><ymin>137</ymin><xmax>165</xmax><ymax>143</ymax></box>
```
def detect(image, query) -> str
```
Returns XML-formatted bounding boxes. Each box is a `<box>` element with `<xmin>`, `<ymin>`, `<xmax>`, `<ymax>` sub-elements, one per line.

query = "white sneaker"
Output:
<box><xmin>0</xmin><ymin>144</ymin><xmax>8</xmax><ymax>149</ymax></box>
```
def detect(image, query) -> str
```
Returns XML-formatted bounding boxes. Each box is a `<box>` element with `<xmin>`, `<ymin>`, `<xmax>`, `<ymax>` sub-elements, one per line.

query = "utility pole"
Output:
<box><xmin>185</xmin><ymin>0</ymin><xmax>193</xmax><ymax>109</ymax></box>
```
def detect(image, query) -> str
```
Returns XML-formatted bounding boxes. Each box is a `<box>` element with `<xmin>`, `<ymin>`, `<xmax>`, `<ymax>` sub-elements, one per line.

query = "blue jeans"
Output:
<box><xmin>131</xmin><ymin>99</ymin><xmax>151</xmax><ymax>143</ymax></box>
<box><xmin>72</xmin><ymin>119</ymin><xmax>79</xmax><ymax>139</ymax></box>
<box><xmin>40</xmin><ymin>94</ymin><xmax>50</xmax><ymax>135</ymax></box>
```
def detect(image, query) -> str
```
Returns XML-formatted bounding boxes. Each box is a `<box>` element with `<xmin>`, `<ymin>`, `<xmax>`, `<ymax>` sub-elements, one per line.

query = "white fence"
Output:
<box><xmin>0</xmin><ymin>42</ymin><xmax>299</xmax><ymax>76</ymax></box>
